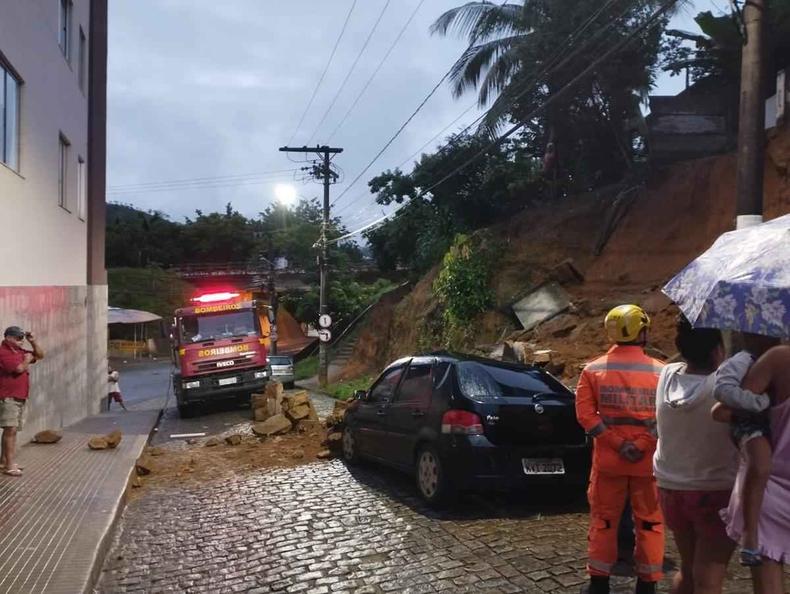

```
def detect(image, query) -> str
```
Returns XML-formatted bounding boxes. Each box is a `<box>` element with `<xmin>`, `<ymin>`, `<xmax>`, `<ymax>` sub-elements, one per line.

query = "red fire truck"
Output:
<box><xmin>172</xmin><ymin>291</ymin><xmax>270</xmax><ymax>417</ymax></box>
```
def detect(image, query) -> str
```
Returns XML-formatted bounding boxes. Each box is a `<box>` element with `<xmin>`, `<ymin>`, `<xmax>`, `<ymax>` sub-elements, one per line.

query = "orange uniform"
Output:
<box><xmin>576</xmin><ymin>345</ymin><xmax>664</xmax><ymax>582</ymax></box>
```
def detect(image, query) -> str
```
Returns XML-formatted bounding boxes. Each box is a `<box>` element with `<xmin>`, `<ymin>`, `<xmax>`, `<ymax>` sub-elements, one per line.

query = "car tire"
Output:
<box><xmin>342</xmin><ymin>428</ymin><xmax>361</xmax><ymax>465</ymax></box>
<box><xmin>415</xmin><ymin>445</ymin><xmax>449</xmax><ymax>506</ymax></box>
<box><xmin>178</xmin><ymin>403</ymin><xmax>195</xmax><ymax>418</ymax></box>
<box><xmin>284</xmin><ymin>381</ymin><xmax>295</xmax><ymax>390</ymax></box>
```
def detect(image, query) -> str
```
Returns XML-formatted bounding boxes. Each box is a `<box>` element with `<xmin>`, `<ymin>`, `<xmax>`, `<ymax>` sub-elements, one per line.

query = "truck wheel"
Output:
<box><xmin>178</xmin><ymin>403</ymin><xmax>195</xmax><ymax>418</ymax></box>
<box><xmin>415</xmin><ymin>445</ymin><xmax>449</xmax><ymax>507</ymax></box>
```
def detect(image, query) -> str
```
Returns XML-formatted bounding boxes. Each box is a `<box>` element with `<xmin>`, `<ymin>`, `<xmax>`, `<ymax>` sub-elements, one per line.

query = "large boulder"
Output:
<box><xmin>88</xmin><ymin>437</ymin><xmax>108</xmax><ymax>450</ymax></box>
<box><xmin>252</xmin><ymin>414</ymin><xmax>293</xmax><ymax>437</ymax></box>
<box><xmin>105</xmin><ymin>430</ymin><xmax>122</xmax><ymax>449</ymax></box>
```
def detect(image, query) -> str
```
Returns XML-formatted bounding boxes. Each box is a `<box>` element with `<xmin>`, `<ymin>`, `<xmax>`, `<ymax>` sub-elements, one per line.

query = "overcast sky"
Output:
<box><xmin>107</xmin><ymin>0</ymin><xmax>721</xmax><ymax>229</ymax></box>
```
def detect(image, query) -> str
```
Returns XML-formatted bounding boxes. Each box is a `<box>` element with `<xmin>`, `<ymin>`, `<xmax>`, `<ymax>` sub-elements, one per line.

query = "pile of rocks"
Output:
<box><xmin>250</xmin><ymin>382</ymin><xmax>321</xmax><ymax>437</ymax></box>
<box><xmin>321</xmin><ymin>399</ymin><xmax>350</xmax><ymax>457</ymax></box>
<box><xmin>88</xmin><ymin>429</ymin><xmax>123</xmax><ymax>450</ymax></box>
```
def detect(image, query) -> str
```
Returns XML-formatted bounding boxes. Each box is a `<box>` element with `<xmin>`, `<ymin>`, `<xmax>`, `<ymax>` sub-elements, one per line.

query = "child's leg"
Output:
<box><xmin>741</xmin><ymin>435</ymin><xmax>772</xmax><ymax>553</ymax></box>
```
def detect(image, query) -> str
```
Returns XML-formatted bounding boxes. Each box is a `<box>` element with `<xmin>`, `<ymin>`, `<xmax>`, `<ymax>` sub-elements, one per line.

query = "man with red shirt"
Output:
<box><xmin>0</xmin><ymin>326</ymin><xmax>45</xmax><ymax>476</ymax></box>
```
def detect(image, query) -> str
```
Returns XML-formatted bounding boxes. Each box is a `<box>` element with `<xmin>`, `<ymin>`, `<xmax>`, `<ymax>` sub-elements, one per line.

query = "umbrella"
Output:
<box><xmin>663</xmin><ymin>214</ymin><xmax>790</xmax><ymax>338</ymax></box>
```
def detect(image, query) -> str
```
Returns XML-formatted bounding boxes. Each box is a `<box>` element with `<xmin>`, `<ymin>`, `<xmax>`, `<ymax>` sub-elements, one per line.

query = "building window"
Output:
<box><xmin>77</xmin><ymin>157</ymin><xmax>86</xmax><ymax>220</ymax></box>
<box><xmin>1</xmin><ymin>63</ymin><xmax>20</xmax><ymax>171</ymax></box>
<box><xmin>78</xmin><ymin>28</ymin><xmax>87</xmax><ymax>91</ymax></box>
<box><xmin>59</xmin><ymin>134</ymin><xmax>70</xmax><ymax>210</ymax></box>
<box><xmin>59</xmin><ymin>0</ymin><xmax>72</xmax><ymax>60</ymax></box>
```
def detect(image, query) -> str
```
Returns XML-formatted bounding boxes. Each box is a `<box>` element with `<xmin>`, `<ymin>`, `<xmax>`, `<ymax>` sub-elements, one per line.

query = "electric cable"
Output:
<box><xmin>306</xmin><ymin>0</ymin><xmax>393</xmax><ymax>145</ymax></box>
<box><xmin>287</xmin><ymin>0</ymin><xmax>359</xmax><ymax>145</ymax></box>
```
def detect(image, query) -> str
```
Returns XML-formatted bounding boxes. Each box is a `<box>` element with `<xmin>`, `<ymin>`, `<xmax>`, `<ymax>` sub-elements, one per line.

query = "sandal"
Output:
<box><xmin>740</xmin><ymin>548</ymin><xmax>763</xmax><ymax>566</ymax></box>
<box><xmin>3</xmin><ymin>468</ymin><xmax>22</xmax><ymax>477</ymax></box>
<box><xmin>0</xmin><ymin>464</ymin><xmax>24</xmax><ymax>471</ymax></box>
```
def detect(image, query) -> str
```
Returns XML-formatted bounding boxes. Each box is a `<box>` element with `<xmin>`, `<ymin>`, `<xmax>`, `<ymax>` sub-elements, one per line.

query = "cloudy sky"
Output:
<box><xmin>107</xmin><ymin>0</ymin><xmax>720</xmax><ymax>230</ymax></box>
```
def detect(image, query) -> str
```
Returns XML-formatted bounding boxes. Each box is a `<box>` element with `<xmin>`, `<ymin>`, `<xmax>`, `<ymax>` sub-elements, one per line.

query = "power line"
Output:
<box><xmin>332</xmin><ymin>0</ymin><xmax>622</xmax><ymax>216</ymax></box>
<box><xmin>107</xmin><ymin>174</ymin><xmax>300</xmax><ymax>196</ymax></box>
<box><xmin>287</xmin><ymin>0</ymin><xmax>358</xmax><ymax>145</ymax></box>
<box><xmin>329</xmin><ymin>0</ymin><xmax>682</xmax><ymax>244</ymax></box>
<box><xmin>327</xmin><ymin>0</ymin><xmax>427</xmax><ymax>142</ymax></box>
<box><xmin>306</xmin><ymin>0</ymin><xmax>393</xmax><ymax>145</ymax></box>
<box><xmin>108</xmin><ymin>170</ymin><xmax>299</xmax><ymax>191</ymax></box>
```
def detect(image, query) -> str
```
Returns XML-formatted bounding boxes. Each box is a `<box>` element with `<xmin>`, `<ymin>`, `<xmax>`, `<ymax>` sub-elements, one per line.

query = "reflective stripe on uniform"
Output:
<box><xmin>588</xmin><ymin>559</ymin><xmax>613</xmax><ymax>574</ymax></box>
<box><xmin>587</xmin><ymin>422</ymin><xmax>607</xmax><ymax>437</ymax></box>
<box><xmin>585</xmin><ymin>362</ymin><xmax>663</xmax><ymax>373</ymax></box>
<box><xmin>602</xmin><ymin>416</ymin><xmax>656</xmax><ymax>427</ymax></box>
<box><xmin>636</xmin><ymin>562</ymin><xmax>663</xmax><ymax>575</ymax></box>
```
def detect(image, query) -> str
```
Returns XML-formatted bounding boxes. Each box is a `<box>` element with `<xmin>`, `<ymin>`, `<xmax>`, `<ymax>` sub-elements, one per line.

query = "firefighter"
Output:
<box><xmin>576</xmin><ymin>305</ymin><xmax>665</xmax><ymax>594</ymax></box>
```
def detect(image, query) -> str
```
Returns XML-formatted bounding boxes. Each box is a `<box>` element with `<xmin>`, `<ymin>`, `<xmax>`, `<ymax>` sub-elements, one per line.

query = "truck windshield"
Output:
<box><xmin>180</xmin><ymin>310</ymin><xmax>258</xmax><ymax>343</ymax></box>
<box><xmin>456</xmin><ymin>361</ymin><xmax>568</xmax><ymax>399</ymax></box>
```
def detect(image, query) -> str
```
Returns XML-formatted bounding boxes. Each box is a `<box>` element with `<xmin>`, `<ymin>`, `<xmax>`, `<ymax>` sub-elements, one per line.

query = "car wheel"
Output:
<box><xmin>416</xmin><ymin>445</ymin><xmax>448</xmax><ymax>506</ymax></box>
<box><xmin>342</xmin><ymin>428</ymin><xmax>361</xmax><ymax>465</ymax></box>
<box><xmin>178</xmin><ymin>403</ymin><xmax>195</xmax><ymax>418</ymax></box>
<box><xmin>285</xmin><ymin>381</ymin><xmax>295</xmax><ymax>390</ymax></box>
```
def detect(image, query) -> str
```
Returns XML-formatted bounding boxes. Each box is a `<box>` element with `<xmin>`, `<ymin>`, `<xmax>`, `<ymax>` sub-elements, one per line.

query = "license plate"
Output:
<box><xmin>522</xmin><ymin>458</ymin><xmax>565</xmax><ymax>475</ymax></box>
<box><xmin>218</xmin><ymin>377</ymin><xmax>238</xmax><ymax>386</ymax></box>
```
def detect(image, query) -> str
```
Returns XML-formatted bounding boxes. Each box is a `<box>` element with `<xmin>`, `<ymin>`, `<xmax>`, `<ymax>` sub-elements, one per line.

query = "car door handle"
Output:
<box><xmin>411</xmin><ymin>410</ymin><xmax>425</xmax><ymax>417</ymax></box>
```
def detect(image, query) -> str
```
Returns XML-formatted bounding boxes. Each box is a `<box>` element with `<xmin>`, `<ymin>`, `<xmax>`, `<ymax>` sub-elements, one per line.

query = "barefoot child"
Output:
<box><xmin>711</xmin><ymin>333</ymin><xmax>779</xmax><ymax>566</ymax></box>
<box><xmin>108</xmin><ymin>366</ymin><xmax>127</xmax><ymax>411</ymax></box>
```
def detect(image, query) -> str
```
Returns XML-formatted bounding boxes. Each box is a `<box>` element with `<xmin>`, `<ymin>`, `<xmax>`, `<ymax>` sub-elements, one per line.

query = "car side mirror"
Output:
<box><xmin>354</xmin><ymin>390</ymin><xmax>368</xmax><ymax>401</ymax></box>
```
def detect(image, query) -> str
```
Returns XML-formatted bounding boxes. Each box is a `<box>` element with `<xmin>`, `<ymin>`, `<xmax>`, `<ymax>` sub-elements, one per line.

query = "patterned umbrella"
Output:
<box><xmin>663</xmin><ymin>214</ymin><xmax>790</xmax><ymax>337</ymax></box>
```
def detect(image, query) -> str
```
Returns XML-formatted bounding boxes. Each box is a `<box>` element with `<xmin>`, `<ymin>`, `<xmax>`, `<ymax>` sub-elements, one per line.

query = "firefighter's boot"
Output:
<box><xmin>580</xmin><ymin>576</ymin><xmax>610</xmax><ymax>594</ymax></box>
<box><xmin>634</xmin><ymin>579</ymin><xmax>657</xmax><ymax>594</ymax></box>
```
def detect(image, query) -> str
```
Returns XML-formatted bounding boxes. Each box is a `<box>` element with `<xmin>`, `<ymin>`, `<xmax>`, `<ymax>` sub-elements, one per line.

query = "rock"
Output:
<box><xmin>251</xmin><ymin>392</ymin><xmax>268</xmax><ymax>409</ymax></box>
<box><xmin>286</xmin><ymin>404</ymin><xmax>311</xmax><ymax>422</ymax></box>
<box><xmin>204</xmin><ymin>437</ymin><xmax>222</xmax><ymax>447</ymax></box>
<box><xmin>283</xmin><ymin>390</ymin><xmax>310</xmax><ymax>409</ymax></box>
<box><xmin>88</xmin><ymin>437</ymin><xmax>109</xmax><ymax>450</ymax></box>
<box><xmin>105</xmin><ymin>430</ymin><xmax>122</xmax><ymax>449</ymax></box>
<box><xmin>252</xmin><ymin>414</ymin><xmax>292</xmax><ymax>437</ymax></box>
<box><xmin>32</xmin><ymin>430</ymin><xmax>62</xmax><ymax>444</ymax></box>
<box><xmin>290</xmin><ymin>448</ymin><xmax>305</xmax><ymax>460</ymax></box>
<box><xmin>225</xmin><ymin>434</ymin><xmax>242</xmax><ymax>446</ymax></box>
<box><xmin>148</xmin><ymin>446</ymin><xmax>165</xmax><ymax>457</ymax></box>
<box><xmin>326</xmin><ymin>432</ymin><xmax>343</xmax><ymax>451</ymax></box>
<box><xmin>253</xmin><ymin>407</ymin><xmax>271</xmax><ymax>422</ymax></box>
<box><xmin>265</xmin><ymin>381</ymin><xmax>284</xmax><ymax>399</ymax></box>
<box><xmin>186</xmin><ymin>438</ymin><xmax>198</xmax><ymax>445</ymax></box>
<box><xmin>131</xmin><ymin>476</ymin><xmax>142</xmax><ymax>488</ymax></box>
<box><xmin>316</xmin><ymin>449</ymin><xmax>333</xmax><ymax>460</ymax></box>
<box><xmin>135</xmin><ymin>462</ymin><xmax>152</xmax><ymax>476</ymax></box>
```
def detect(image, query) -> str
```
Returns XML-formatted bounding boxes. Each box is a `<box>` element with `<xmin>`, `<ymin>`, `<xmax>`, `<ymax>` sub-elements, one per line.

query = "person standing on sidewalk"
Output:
<box><xmin>107</xmin><ymin>366</ymin><xmax>127</xmax><ymax>411</ymax></box>
<box><xmin>576</xmin><ymin>305</ymin><xmax>665</xmax><ymax>594</ymax></box>
<box><xmin>0</xmin><ymin>326</ymin><xmax>44</xmax><ymax>476</ymax></box>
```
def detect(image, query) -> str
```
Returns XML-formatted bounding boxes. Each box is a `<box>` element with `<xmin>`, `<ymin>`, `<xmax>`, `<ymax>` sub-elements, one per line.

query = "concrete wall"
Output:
<box><xmin>0</xmin><ymin>286</ymin><xmax>107</xmax><ymax>442</ymax></box>
<box><xmin>0</xmin><ymin>0</ymin><xmax>91</xmax><ymax>286</ymax></box>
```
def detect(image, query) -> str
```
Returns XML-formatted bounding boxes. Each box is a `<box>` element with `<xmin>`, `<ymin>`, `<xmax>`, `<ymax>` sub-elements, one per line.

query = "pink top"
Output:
<box><xmin>722</xmin><ymin>397</ymin><xmax>790</xmax><ymax>562</ymax></box>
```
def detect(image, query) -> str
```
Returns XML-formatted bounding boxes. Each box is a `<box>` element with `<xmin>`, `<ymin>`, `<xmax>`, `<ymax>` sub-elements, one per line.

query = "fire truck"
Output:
<box><xmin>172</xmin><ymin>291</ymin><xmax>271</xmax><ymax>417</ymax></box>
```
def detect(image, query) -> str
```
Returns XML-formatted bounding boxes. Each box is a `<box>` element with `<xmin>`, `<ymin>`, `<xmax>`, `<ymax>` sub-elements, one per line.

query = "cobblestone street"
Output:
<box><xmin>98</xmin><ymin>454</ymin><xmax>760</xmax><ymax>594</ymax></box>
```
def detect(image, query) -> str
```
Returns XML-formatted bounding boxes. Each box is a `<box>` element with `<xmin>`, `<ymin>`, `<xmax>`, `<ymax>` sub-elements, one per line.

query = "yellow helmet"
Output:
<box><xmin>605</xmin><ymin>304</ymin><xmax>651</xmax><ymax>343</ymax></box>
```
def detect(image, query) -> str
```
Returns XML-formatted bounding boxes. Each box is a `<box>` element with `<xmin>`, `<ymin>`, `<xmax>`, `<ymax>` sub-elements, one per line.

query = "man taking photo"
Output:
<box><xmin>0</xmin><ymin>326</ymin><xmax>44</xmax><ymax>476</ymax></box>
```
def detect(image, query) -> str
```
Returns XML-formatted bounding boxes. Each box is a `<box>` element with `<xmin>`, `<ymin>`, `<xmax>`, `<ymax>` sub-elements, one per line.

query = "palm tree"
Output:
<box><xmin>431</xmin><ymin>0</ymin><xmax>673</xmax><ymax>189</ymax></box>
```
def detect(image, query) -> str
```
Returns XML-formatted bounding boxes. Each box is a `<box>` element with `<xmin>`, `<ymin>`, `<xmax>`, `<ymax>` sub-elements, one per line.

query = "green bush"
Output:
<box><xmin>434</xmin><ymin>234</ymin><xmax>495</xmax><ymax>327</ymax></box>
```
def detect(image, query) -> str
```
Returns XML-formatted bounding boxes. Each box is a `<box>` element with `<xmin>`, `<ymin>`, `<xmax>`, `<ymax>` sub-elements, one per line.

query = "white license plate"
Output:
<box><xmin>218</xmin><ymin>377</ymin><xmax>238</xmax><ymax>386</ymax></box>
<box><xmin>522</xmin><ymin>458</ymin><xmax>565</xmax><ymax>475</ymax></box>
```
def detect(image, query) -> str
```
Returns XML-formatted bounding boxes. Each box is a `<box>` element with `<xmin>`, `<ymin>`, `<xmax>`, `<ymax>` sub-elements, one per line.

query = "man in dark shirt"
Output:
<box><xmin>0</xmin><ymin>326</ymin><xmax>45</xmax><ymax>476</ymax></box>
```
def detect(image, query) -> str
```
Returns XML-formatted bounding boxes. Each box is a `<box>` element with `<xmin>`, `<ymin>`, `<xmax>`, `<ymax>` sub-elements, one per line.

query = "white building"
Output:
<box><xmin>0</xmin><ymin>0</ymin><xmax>108</xmax><ymax>438</ymax></box>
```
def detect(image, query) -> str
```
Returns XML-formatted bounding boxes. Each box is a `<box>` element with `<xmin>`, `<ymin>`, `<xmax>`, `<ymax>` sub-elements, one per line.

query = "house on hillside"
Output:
<box><xmin>0</xmin><ymin>0</ymin><xmax>109</xmax><ymax>439</ymax></box>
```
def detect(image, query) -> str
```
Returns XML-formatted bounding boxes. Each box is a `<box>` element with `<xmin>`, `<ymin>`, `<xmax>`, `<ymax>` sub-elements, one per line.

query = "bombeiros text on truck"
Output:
<box><xmin>171</xmin><ymin>290</ymin><xmax>272</xmax><ymax>417</ymax></box>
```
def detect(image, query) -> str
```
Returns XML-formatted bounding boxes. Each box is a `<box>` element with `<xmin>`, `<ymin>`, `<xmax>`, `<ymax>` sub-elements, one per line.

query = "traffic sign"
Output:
<box><xmin>318</xmin><ymin>329</ymin><xmax>332</xmax><ymax>343</ymax></box>
<box><xmin>318</xmin><ymin>314</ymin><xmax>332</xmax><ymax>329</ymax></box>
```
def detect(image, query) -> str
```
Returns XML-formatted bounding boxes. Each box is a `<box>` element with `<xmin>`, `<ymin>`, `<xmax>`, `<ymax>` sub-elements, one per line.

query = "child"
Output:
<box><xmin>108</xmin><ymin>366</ymin><xmax>127</xmax><ymax>411</ymax></box>
<box><xmin>711</xmin><ymin>333</ymin><xmax>779</xmax><ymax>566</ymax></box>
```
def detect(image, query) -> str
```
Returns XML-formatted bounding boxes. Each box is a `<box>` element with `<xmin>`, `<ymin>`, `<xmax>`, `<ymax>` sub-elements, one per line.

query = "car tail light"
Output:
<box><xmin>441</xmin><ymin>410</ymin><xmax>483</xmax><ymax>435</ymax></box>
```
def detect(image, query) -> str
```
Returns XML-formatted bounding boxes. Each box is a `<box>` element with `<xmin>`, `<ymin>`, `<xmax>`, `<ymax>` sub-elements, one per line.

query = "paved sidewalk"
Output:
<box><xmin>0</xmin><ymin>405</ymin><xmax>161</xmax><ymax>594</ymax></box>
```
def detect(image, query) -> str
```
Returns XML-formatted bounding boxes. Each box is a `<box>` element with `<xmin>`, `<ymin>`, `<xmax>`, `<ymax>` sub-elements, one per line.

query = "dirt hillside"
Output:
<box><xmin>344</xmin><ymin>126</ymin><xmax>790</xmax><ymax>385</ymax></box>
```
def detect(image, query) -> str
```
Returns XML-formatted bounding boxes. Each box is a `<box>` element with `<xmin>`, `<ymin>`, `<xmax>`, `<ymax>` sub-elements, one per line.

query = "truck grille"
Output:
<box><xmin>194</xmin><ymin>356</ymin><xmax>256</xmax><ymax>372</ymax></box>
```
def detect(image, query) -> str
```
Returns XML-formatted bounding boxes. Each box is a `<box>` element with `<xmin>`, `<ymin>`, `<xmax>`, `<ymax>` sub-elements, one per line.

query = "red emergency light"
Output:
<box><xmin>190</xmin><ymin>291</ymin><xmax>240</xmax><ymax>304</ymax></box>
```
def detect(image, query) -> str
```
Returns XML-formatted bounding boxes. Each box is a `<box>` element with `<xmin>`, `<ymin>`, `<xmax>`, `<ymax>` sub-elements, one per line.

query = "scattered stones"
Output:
<box><xmin>106</xmin><ymin>430</ymin><xmax>123</xmax><ymax>449</ymax></box>
<box><xmin>290</xmin><ymin>448</ymin><xmax>305</xmax><ymax>460</ymax></box>
<box><xmin>316</xmin><ymin>449</ymin><xmax>333</xmax><ymax>460</ymax></box>
<box><xmin>225</xmin><ymin>434</ymin><xmax>242</xmax><ymax>446</ymax></box>
<box><xmin>285</xmin><ymin>403</ymin><xmax>311</xmax><ymax>422</ymax></box>
<box><xmin>131</xmin><ymin>476</ymin><xmax>142</xmax><ymax>488</ymax></box>
<box><xmin>32</xmin><ymin>429</ymin><xmax>62</xmax><ymax>444</ymax></box>
<box><xmin>252</xmin><ymin>414</ymin><xmax>293</xmax><ymax>437</ymax></box>
<box><xmin>135</xmin><ymin>462</ymin><xmax>152</xmax><ymax>476</ymax></box>
<box><xmin>148</xmin><ymin>446</ymin><xmax>165</xmax><ymax>457</ymax></box>
<box><xmin>88</xmin><ymin>437</ymin><xmax>109</xmax><ymax>450</ymax></box>
<box><xmin>204</xmin><ymin>437</ymin><xmax>222</xmax><ymax>447</ymax></box>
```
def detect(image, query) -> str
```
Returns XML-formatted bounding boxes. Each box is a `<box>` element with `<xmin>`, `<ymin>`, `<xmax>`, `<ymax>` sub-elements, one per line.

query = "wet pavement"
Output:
<box><xmin>98</xmin><ymin>365</ymin><xmax>766</xmax><ymax>593</ymax></box>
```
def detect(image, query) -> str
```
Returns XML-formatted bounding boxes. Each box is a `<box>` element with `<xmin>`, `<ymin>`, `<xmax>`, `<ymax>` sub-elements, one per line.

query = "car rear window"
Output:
<box><xmin>268</xmin><ymin>356</ymin><xmax>292</xmax><ymax>365</ymax></box>
<box><xmin>456</xmin><ymin>361</ymin><xmax>568</xmax><ymax>399</ymax></box>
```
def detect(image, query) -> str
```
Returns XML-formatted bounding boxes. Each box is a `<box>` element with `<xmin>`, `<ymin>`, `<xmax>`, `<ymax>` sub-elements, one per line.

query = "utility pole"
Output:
<box><xmin>735</xmin><ymin>0</ymin><xmax>767</xmax><ymax>229</ymax></box>
<box><xmin>279</xmin><ymin>145</ymin><xmax>343</xmax><ymax>387</ymax></box>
